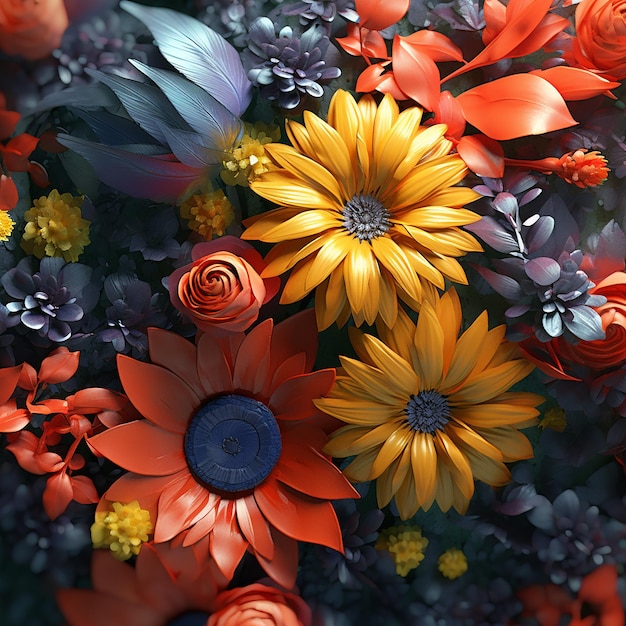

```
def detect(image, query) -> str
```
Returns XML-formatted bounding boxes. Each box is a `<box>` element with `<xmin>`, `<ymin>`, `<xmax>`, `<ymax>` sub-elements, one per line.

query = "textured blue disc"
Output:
<box><xmin>184</xmin><ymin>394</ymin><xmax>282</xmax><ymax>492</ymax></box>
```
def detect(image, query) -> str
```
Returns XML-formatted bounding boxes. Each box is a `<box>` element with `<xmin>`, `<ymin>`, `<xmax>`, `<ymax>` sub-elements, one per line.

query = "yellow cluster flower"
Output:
<box><xmin>91</xmin><ymin>500</ymin><xmax>153</xmax><ymax>561</ymax></box>
<box><xmin>437</xmin><ymin>547</ymin><xmax>468</xmax><ymax>580</ymax></box>
<box><xmin>0</xmin><ymin>211</ymin><xmax>15</xmax><ymax>241</ymax></box>
<box><xmin>376</xmin><ymin>525</ymin><xmax>429</xmax><ymax>577</ymax></box>
<box><xmin>221</xmin><ymin>121</ymin><xmax>280</xmax><ymax>187</ymax></box>
<box><xmin>538</xmin><ymin>406</ymin><xmax>567</xmax><ymax>432</ymax></box>
<box><xmin>21</xmin><ymin>189</ymin><xmax>90</xmax><ymax>262</ymax></box>
<box><xmin>179</xmin><ymin>189</ymin><xmax>235</xmax><ymax>240</ymax></box>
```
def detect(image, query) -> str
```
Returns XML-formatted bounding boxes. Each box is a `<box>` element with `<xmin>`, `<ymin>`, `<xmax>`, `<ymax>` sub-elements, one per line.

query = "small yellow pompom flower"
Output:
<box><xmin>376</xmin><ymin>525</ymin><xmax>429</xmax><ymax>576</ymax></box>
<box><xmin>0</xmin><ymin>211</ymin><xmax>15</xmax><ymax>241</ymax></box>
<box><xmin>538</xmin><ymin>407</ymin><xmax>567</xmax><ymax>432</ymax></box>
<box><xmin>179</xmin><ymin>189</ymin><xmax>235</xmax><ymax>240</ymax></box>
<box><xmin>437</xmin><ymin>547</ymin><xmax>468</xmax><ymax>580</ymax></box>
<box><xmin>21</xmin><ymin>189</ymin><xmax>90</xmax><ymax>262</ymax></box>
<box><xmin>221</xmin><ymin>121</ymin><xmax>280</xmax><ymax>187</ymax></box>
<box><xmin>91</xmin><ymin>500</ymin><xmax>153</xmax><ymax>561</ymax></box>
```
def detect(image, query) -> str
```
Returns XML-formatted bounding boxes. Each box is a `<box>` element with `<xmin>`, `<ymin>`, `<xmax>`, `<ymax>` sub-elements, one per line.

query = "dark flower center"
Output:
<box><xmin>184</xmin><ymin>394</ymin><xmax>281</xmax><ymax>493</ymax></box>
<box><xmin>166</xmin><ymin>611</ymin><xmax>211</xmax><ymax>626</ymax></box>
<box><xmin>343</xmin><ymin>194</ymin><xmax>392</xmax><ymax>241</ymax></box>
<box><xmin>406</xmin><ymin>390</ymin><xmax>450</xmax><ymax>434</ymax></box>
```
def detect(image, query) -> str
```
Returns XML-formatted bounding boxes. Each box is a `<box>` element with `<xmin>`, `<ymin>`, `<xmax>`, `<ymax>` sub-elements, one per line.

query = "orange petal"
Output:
<box><xmin>117</xmin><ymin>356</ymin><xmax>200</xmax><ymax>434</ymax></box>
<box><xmin>232</xmin><ymin>318</ymin><xmax>272</xmax><ymax>394</ymax></box>
<box><xmin>456</xmin><ymin>74</ymin><xmax>577</xmax><ymax>141</ymax></box>
<box><xmin>236</xmin><ymin>494</ymin><xmax>275</xmax><ymax>561</ymax></box>
<box><xmin>147</xmin><ymin>328</ymin><xmax>204</xmax><ymax>398</ymax></box>
<box><xmin>0</xmin><ymin>364</ymin><xmax>23</xmax><ymax>405</ymax></box>
<box><xmin>269</xmin><ymin>369</ymin><xmax>335</xmax><ymax>421</ymax></box>
<box><xmin>196</xmin><ymin>331</ymin><xmax>235</xmax><ymax>397</ymax></box>
<box><xmin>274</xmin><ymin>435</ymin><xmax>359</xmax><ymax>500</ymax></box>
<box><xmin>37</xmin><ymin>348</ymin><xmax>79</xmax><ymax>384</ymax></box>
<box><xmin>89</xmin><ymin>420</ymin><xmax>186</xmax><ymax>475</ymax></box>
<box><xmin>254</xmin><ymin>477</ymin><xmax>344</xmax><ymax>552</ymax></box>
<box><xmin>356</xmin><ymin>0</ymin><xmax>409</xmax><ymax>31</ymax></box>
<box><xmin>255</xmin><ymin>527</ymin><xmax>299</xmax><ymax>589</ymax></box>
<box><xmin>531</xmin><ymin>67</ymin><xmax>620</xmax><ymax>100</ymax></box>
<box><xmin>210</xmin><ymin>500</ymin><xmax>248</xmax><ymax>581</ymax></box>
<box><xmin>90</xmin><ymin>550</ymin><xmax>140</xmax><ymax>603</ymax></box>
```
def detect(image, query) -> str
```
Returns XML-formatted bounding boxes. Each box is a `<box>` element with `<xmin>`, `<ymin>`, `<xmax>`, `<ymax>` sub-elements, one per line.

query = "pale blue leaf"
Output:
<box><xmin>525</xmin><ymin>257</ymin><xmax>561</xmax><ymax>286</ymax></box>
<box><xmin>526</xmin><ymin>216</ymin><xmax>554</xmax><ymax>254</ymax></box>
<box><xmin>30</xmin><ymin>83</ymin><xmax>119</xmax><ymax>113</ymax></box>
<box><xmin>57</xmin><ymin>134</ymin><xmax>200</xmax><ymax>202</ymax></box>
<box><xmin>474</xmin><ymin>265</ymin><xmax>524</xmax><ymax>300</ymax></box>
<box><xmin>129</xmin><ymin>60</ymin><xmax>242</xmax><ymax>152</ymax></box>
<box><xmin>120</xmin><ymin>1</ymin><xmax>252</xmax><ymax>116</ymax></box>
<box><xmin>86</xmin><ymin>68</ymin><xmax>191</xmax><ymax>146</ymax></box>
<box><xmin>71</xmin><ymin>109</ymin><xmax>157</xmax><ymax>146</ymax></box>
<box><xmin>158</xmin><ymin>125</ymin><xmax>227</xmax><ymax>169</ymax></box>
<box><xmin>564</xmin><ymin>306</ymin><xmax>605</xmax><ymax>341</ymax></box>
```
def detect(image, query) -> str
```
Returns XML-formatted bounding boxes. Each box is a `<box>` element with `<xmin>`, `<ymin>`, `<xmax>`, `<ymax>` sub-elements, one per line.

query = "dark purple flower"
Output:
<box><xmin>430</xmin><ymin>0</ymin><xmax>485</xmax><ymax>32</ymax></box>
<box><xmin>127</xmin><ymin>205</ymin><xmax>181</xmax><ymax>262</ymax></box>
<box><xmin>1</xmin><ymin>257</ymin><xmax>98</xmax><ymax>345</ymax></box>
<box><xmin>282</xmin><ymin>0</ymin><xmax>359</xmax><ymax>26</ymax></box>
<box><xmin>244</xmin><ymin>18</ymin><xmax>341</xmax><ymax>109</ymax></box>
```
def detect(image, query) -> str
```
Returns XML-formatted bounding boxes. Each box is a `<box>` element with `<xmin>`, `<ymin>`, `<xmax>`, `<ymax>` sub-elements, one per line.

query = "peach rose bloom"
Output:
<box><xmin>571</xmin><ymin>0</ymin><xmax>626</xmax><ymax>80</ymax></box>
<box><xmin>0</xmin><ymin>0</ymin><xmax>69</xmax><ymax>60</ymax></box>
<box><xmin>561</xmin><ymin>272</ymin><xmax>626</xmax><ymax>370</ymax></box>
<box><xmin>169</xmin><ymin>236</ymin><xmax>279</xmax><ymax>334</ymax></box>
<box><xmin>208</xmin><ymin>584</ymin><xmax>311</xmax><ymax>626</ymax></box>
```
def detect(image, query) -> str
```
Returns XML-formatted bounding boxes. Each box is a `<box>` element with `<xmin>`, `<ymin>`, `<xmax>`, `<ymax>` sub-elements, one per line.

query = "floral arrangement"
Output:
<box><xmin>2</xmin><ymin>0</ymin><xmax>626</xmax><ymax>624</ymax></box>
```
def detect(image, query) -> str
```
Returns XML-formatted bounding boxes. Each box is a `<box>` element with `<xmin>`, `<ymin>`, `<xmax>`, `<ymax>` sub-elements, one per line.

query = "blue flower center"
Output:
<box><xmin>184</xmin><ymin>394</ymin><xmax>282</xmax><ymax>493</ymax></box>
<box><xmin>166</xmin><ymin>611</ymin><xmax>211</xmax><ymax>626</ymax></box>
<box><xmin>406</xmin><ymin>390</ymin><xmax>450</xmax><ymax>434</ymax></box>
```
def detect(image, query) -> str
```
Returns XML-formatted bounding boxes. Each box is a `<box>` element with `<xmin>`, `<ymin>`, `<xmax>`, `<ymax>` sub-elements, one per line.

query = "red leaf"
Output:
<box><xmin>400</xmin><ymin>30</ymin><xmax>465</xmax><ymax>63</ymax></box>
<box><xmin>28</xmin><ymin>161</ymin><xmax>50</xmax><ymax>187</ymax></box>
<box><xmin>38</xmin><ymin>348</ymin><xmax>80</xmax><ymax>384</ymax></box>
<box><xmin>456</xmin><ymin>134</ymin><xmax>505</xmax><ymax>178</ymax></box>
<box><xmin>530</xmin><ymin>67</ymin><xmax>620</xmax><ymax>100</ymax></box>
<box><xmin>0</xmin><ymin>110</ymin><xmax>20</xmax><ymax>140</ymax></box>
<box><xmin>0</xmin><ymin>402</ymin><xmax>30</xmax><ymax>433</ymax></box>
<box><xmin>392</xmin><ymin>35</ymin><xmax>442</xmax><ymax>111</ymax></box>
<box><xmin>0</xmin><ymin>364</ymin><xmax>22</xmax><ymax>405</ymax></box>
<box><xmin>356</xmin><ymin>63</ymin><xmax>408</xmax><ymax>100</ymax></box>
<box><xmin>432</xmin><ymin>90</ymin><xmax>466</xmax><ymax>140</ymax></box>
<box><xmin>456</xmin><ymin>74</ymin><xmax>577</xmax><ymax>141</ymax></box>
<box><xmin>0</xmin><ymin>174</ymin><xmax>18</xmax><ymax>212</ymax></box>
<box><xmin>70</xmin><ymin>475</ymin><xmax>99</xmax><ymax>504</ymax></box>
<box><xmin>43</xmin><ymin>471</ymin><xmax>74</xmax><ymax>520</ymax></box>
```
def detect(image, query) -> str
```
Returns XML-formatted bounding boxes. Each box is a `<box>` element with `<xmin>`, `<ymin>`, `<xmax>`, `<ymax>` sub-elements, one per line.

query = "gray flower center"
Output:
<box><xmin>406</xmin><ymin>390</ymin><xmax>450</xmax><ymax>434</ymax></box>
<box><xmin>342</xmin><ymin>194</ymin><xmax>391</xmax><ymax>241</ymax></box>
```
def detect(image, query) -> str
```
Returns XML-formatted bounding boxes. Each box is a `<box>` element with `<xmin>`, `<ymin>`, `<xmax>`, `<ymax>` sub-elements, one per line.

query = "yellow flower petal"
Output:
<box><xmin>411</xmin><ymin>432</ymin><xmax>437</xmax><ymax>507</ymax></box>
<box><xmin>370</xmin><ymin>426</ymin><xmax>413</xmax><ymax>479</ymax></box>
<box><xmin>413</xmin><ymin>301</ymin><xmax>444</xmax><ymax>389</ymax></box>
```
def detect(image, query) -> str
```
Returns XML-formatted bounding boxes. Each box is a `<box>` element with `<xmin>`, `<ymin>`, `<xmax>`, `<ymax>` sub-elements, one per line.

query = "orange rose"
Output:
<box><xmin>169</xmin><ymin>236</ymin><xmax>279</xmax><ymax>334</ymax></box>
<box><xmin>571</xmin><ymin>0</ymin><xmax>626</xmax><ymax>80</ymax></box>
<box><xmin>208</xmin><ymin>584</ymin><xmax>311</xmax><ymax>626</ymax></box>
<box><xmin>560</xmin><ymin>272</ymin><xmax>626</xmax><ymax>370</ymax></box>
<box><xmin>0</xmin><ymin>0</ymin><xmax>69</xmax><ymax>60</ymax></box>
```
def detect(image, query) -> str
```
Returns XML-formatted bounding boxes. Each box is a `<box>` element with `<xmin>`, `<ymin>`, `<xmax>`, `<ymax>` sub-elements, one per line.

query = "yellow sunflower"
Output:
<box><xmin>316</xmin><ymin>289</ymin><xmax>543</xmax><ymax>518</ymax></box>
<box><xmin>242</xmin><ymin>90</ymin><xmax>482</xmax><ymax>329</ymax></box>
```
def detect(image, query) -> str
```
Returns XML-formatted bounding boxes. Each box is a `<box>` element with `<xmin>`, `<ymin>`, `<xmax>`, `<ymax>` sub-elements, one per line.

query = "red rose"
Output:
<box><xmin>169</xmin><ymin>236</ymin><xmax>279</xmax><ymax>334</ymax></box>
<box><xmin>0</xmin><ymin>0</ymin><xmax>68</xmax><ymax>60</ymax></box>
<box><xmin>570</xmin><ymin>0</ymin><xmax>626</xmax><ymax>80</ymax></box>
<box><xmin>208</xmin><ymin>584</ymin><xmax>311</xmax><ymax>626</ymax></box>
<box><xmin>561</xmin><ymin>272</ymin><xmax>626</xmax><ymax>371</ymax></box>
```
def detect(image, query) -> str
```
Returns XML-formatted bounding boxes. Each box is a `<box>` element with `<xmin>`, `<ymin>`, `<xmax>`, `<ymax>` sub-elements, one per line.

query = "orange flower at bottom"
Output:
<box><xmin>58</xmin><ymin>542</ymin><xmax>311</xmax><ymax>626</ymax></box>
<box><xmin>87</xmin><ymin>310</ymin><xmax>358</xmax><ymax>588</ymax></box>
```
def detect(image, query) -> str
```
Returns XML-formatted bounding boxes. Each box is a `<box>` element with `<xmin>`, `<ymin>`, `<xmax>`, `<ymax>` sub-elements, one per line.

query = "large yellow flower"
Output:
<box><xmin>242</xmin><ymin>90</ymin><xmax>482</xmax><ymax>329</ymax></box>
<box><xmin>317</xmin><ymin>289</ymin><xmax>543</xmax><ymax>518</ymax></box>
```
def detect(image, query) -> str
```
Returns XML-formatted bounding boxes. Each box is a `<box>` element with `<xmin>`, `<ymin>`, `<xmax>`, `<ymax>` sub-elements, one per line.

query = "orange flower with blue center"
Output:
<box><xmin>242</xmin><ymin>89</ymin><xmax>482</xmax><ymax>330</ymax></box>
<box><xmin>317</xmin><ymin>289</ymin><xmax>543</xmax><ymax>517</ymax></box>
<box><xmin>87</xmin><ymin>309</ymin><xmax>358</xmax><ymax>588</ymax></box>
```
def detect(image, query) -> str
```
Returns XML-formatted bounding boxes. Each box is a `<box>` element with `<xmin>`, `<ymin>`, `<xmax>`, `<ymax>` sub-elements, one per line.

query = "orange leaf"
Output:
<box><xmin>43</xmin><ymin>471</ymin><xmax>74</xmax><ymax>520</ymax></box>
<box><xmin>392</xmin><ymin>35</ymin><xmax>442</xmax><ymax>111</ymax></box>
<box><xmin>0</xmin><ymin>364</ymin><xmax>22</xmax><ymax>405</ymax></box>
<box><xmin>71</xmin><ymin>474</ymin><xmax>99</xmax><ymax>504</ymax></box>
<box><xmin>506</xmin><ymin>13</ymin><xmax>570</xmax><ymax>59</ymax></box>
<box><xmin>355</xmin><ymin>0</ymin><xmax>409</xmax><ymax>31</ymax></box>
<box><xmin>456</xmin><ymin>134</ymin><xmax>505</xmax><ymax>178</ymax></box>
<box><xmin>400</xmin><ymin>30</ymin><xmax>465</xmax><ymax>63</ymax></box>
<box><xmin>530</xmin><ymin>67</ymin><xmax>620</xmax><ymax>100</ymax></box>
<box><xmin>456</xmin><ymin>74</ymin><xmax>577</xmax><ymax>141</ymax></box>
<box><xmin>432</xmin><ymin>90</ymin><xmax>466</xmax><ymax>140</ymax></box>
<box><xmin>38</xmin><ymin>348</ymin><xmax>80</xmax><ymax>385</ymax></box>
<box><xmin>356</xmin><ymin>63</ymin><xmax>408</xmax><ymax>100</ymax></box>
<box><xmin>444</xmin><ymin>0</ymin><xmax>555</xmax><ymax>83</ymax></box>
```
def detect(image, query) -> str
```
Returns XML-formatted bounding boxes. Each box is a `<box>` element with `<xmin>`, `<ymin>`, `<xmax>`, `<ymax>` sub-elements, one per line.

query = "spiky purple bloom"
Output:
<box><xmin>1</xmin><ymin>257</ymin><xmax>98</xmax><ymax>345</ymax></box>
<box><xmin>245</xmin><ymin>18</ymin><xmax>341</xmax><ymax>109</ymax></box>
